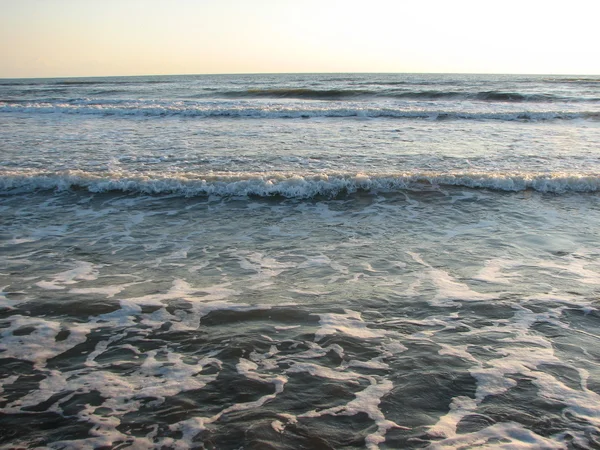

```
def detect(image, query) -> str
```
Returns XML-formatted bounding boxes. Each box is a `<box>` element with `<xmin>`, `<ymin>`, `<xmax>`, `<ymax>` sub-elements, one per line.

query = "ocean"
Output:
<box><xmin>1</xmin><ymin>73</ymin><xmax>599</xmax><ymax>449</ymax></box>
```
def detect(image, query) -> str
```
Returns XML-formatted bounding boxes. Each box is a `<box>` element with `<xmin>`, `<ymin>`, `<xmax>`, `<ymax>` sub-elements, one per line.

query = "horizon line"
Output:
<box><xmin>1</xmin><ymin>70</ymin><xmax>599</xmax><ymax>80</ymax></box>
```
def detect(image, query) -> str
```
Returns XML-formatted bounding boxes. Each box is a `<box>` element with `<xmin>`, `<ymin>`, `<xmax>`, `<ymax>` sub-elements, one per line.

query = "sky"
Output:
<box><xmin>1</xmin><ymin>0</ymin><xmax>598</xmax><ymax>78</ymax></box>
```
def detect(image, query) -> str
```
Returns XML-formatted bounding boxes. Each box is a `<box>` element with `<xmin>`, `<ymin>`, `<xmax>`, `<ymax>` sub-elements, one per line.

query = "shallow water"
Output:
<box><xmin>1</xmin><ymin>74</ymin><xmax>600</xmax><ymax>449</ymax></box>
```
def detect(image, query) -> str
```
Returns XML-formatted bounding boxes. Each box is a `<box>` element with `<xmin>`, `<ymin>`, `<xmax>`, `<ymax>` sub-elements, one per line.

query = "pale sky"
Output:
<box><xmin>1</xmin><ymin>0</ymin><xmax>598</xmax><ymax>78</ymax></box>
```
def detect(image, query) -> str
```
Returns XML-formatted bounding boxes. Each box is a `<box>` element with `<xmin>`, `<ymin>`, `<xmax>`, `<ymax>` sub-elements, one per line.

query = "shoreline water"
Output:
<box><xmin>1</xmin><ymin>73</ymin><xmax>599</xmax><ymax>449</ymax></box>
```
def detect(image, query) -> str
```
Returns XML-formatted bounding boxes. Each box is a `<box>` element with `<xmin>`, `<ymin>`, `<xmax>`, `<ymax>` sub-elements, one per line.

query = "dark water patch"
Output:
<box><xmin>0</xmin><ymin>372</ymin><xmax>46</xmax><ymax>407</ymax></box>
<box><xmin>21</xmin><ymin>391</ymin><xmax>72</xmax><ymax>413</ymax></box>
<box><xmin>477</xmin><ymin>376</ymin><xmax>578</xmax><ymax>439</ymax></box>
<box><xmin>0</xmin><ymin>411</ymin><xmax>93</xmax><ymax>447</ymax></box>
<box><xmin>291</xmin><ymin>414</ymin><xmax>372</xmax><ymax>448</ymax></box>
<box><xmin>383</xmin><ymin>342</ymin><xmax>477</xmax><ymax>424</ymax></box>
<box><xmin>466</xmin><ymin>301</ymin><xmax>523</xmax><ymax>320</ymax></box>
<box><xmin>316</xmin><ymin>334</ymin><xmax>384</xmax><ymax>361</ymax></box>
<box><xmin>89</xmin><ymin>89</ymin><xmax>126</xmax><ymax>96</ymax></box>
<box><xmin>474</xmin><ymin>91</ymin><xmax>528</xmax><ymax>102</ymax></box>
<box><xmin>220</xmin><ymin>88</ymin><xmax>372</xmax><ymax>100</ymax></box>
<box><xmin>382</xmin><ymin>427</ymin><xmax>434</xmax><ymax>449</ymax></box>
<box><xmin>382</xmin><ymin>372</ymin><xmax>474</xmax><ymax>429</ymax></box>
<box><xmin>209</xmin><ymin>336</ymin><xmax>280</xmax><ymax>364</ymax></box>
<box><xmin>164</xmin><ymin>298</ymin><xmax>194</xmax><ymax>315</ymax></box>
<box><xmin>54</xmin><ymin>328</ymin><xmax>71</xmax><ymax>341</ymax></box>
<box><xmin>538</xmin><ymin>363</ymin><xmax>584</xmax><ymax>392</ymax></box>
<box><xmin>196</xmin><ymin>413</ymin><xmax>368</xmax><ymax>449</ymax></box>
<box><xmin>274</xmin><ymin>339</ymin><xmax>316</xmax><ymax>356</ymax></box>
<box><xmin>533</xmin><ymin>320</ymin><xmax>600</xmax><ymax>358</ymax></box>
<box><xmin>159</xmin><ymin>374</ymin><xmax>275</xmax><ymax>420</ymax></box>
<box><xmin>21</xmin><ymin>297</ymin><xmax>121</xmax><ymax>321</ymax></box>
<box><xmin>455</xmin><ymin>413</ymin><xmax>497</xmax><ymax>434</ymax></box>
<box><xmin>0</xmin><ymin>358</ymin><xmax>35</xmax><ymax>378</ymax></box>
<box><xmin>11</xmin><ymin>325</ymin><xmax>36</xmax><ymax>336</ymax></box>
<box><xmin>587</xmin><ymin>379</ymin><xmax>600</xmax><ymax>397</ymax></box>
<box><xmin>0</xmin><ymin>98</ymin><xmax>38</xmax><ymax>104</ymax></box>
<box><xmin>268</xmin><ymin>371</ymin><xmax>365</xmax><ymax>414</ymax></box>
<box><xmin>45</xmin><ymin>328</ymin><xmax>128</xmax><ymax>371</ymax></box>
<box><xmin>389</xmin><ymin>90</ymin><xmax>465</xmax><ymax>100</ymax></box>
<box><xmin>146</xmin><ymin>328</ymin><xmax>212</xmax><ymax>354</ymax></box>
<box><xmin>90</xmin><ymin>345</ymin><xmax>140</xmax><ymax>366</ymax></box>
<box><xmin>201</xmin><ymin>307</ymin><xmax>318</xmax><ymax>326</ymax></box>
<box><xmin>560</xmin><ymin>307</ymin><xmax>600</xmax><ymax>335</ymax></box>
<box><xmin>465</xmin><ymin>345</ymin><xmax>505</xmax><ymax>362</ymax></box>
<box><xmin>532</xmin><ymin>319</ymin><xmax>600</xmax><ymax>395</ymax></box>
<box><xmin>132</xmin><ymin>390</ymin><xmax>206</xmax><ymax>422</ymax></box>
<box><xmin>139</xmin><ymin>304</ymin><xmax>164</xmax><ymax>315</ymax></box>
<box><xmin>116</xmin><ymin>421</ymin><xmax>174</xmax><ymax>446</ymax></box>
<box><xmin>22</xmin><ymin>390</ymin><xmax>104</xmax><ymax>418</ymax></box>
<box><xmin>1</xmin><ymin>89</ymin><xmax>71</xmax><ymax>97</ymax></box>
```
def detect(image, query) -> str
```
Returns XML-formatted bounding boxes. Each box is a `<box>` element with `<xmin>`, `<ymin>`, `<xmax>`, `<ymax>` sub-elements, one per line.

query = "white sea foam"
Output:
<box><xmin>0</xmin><ymin>316</ymin><xmax>90</xmax><ymax>368</ymax></box>
<box><xmin>427</xmin><ymin>396</ymin><xmax>478</xmax><ymax>439</ymax></box>
<box><xmin>535</xmin><ymin>254</ymin><xmax>600</xmax><ymax>285</ymax></box>
<box><xmin>3</xmin><ymin>169</ymin><xmax>600</xmax><ymax>198</ymax></box>
<box><xmin>35</xmin><ymin>261</ymin><xmax>100</xmax><ymax>290</ymax></box>
<box><xmin>408</xmin><ymin>252</ymin><xmax>495</xmax><ymax>305</ymax></box>
<box><xmin>427</xmin><ymin>421</ymin><xmax>565</xmax><ymax>449</ymax></box>
<box><xmin>3</xmin><ymin>72</ymin><xmax>600</xmax><ymax>450</ymax></box>
<box><xmin>473</xmin><ymin>258</ymin><xmax>521</xmax><ymax>284</ymax></box>
<box><xmin>1</xmin><ymin>100</ymin><xmax>597</xmax><ymax>122</ymax></box>
<box><xmin>234</xmin><ymin>250</ymin><xmax>296</xmax><ymax>280</ymax></box>
<box><xmin>122</xmin><ymin>278</ymin><xmax>237</xmax><ymax>307</ymax></box>
<box><xmin>69</xmin><ymin>284</ymin><xmax>130</xmax><ymax>298</ymax></box>
<box><xmin>315</xmin><ymin>310</ymin><xmax>387</xmax><ymax>341</ymax></box>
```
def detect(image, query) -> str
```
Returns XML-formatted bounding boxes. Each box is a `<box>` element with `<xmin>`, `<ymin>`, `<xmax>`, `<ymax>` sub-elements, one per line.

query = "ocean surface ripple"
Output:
<box><xmin>1</xmin><ymin>73</ymin><xmax>600</xmax><ymax>449</ymax></box>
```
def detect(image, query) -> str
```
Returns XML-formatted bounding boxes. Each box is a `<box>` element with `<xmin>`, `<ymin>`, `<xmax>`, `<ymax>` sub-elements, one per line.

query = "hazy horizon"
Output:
<box><xmin>2</xmin><ymin>71</ymin><xmax>598</xmax><ymax>81</ymax></box>
<box><xmin>2</xmin><ymin>0</ymin><xmax>599</xmax><ymax>78</ymax></box>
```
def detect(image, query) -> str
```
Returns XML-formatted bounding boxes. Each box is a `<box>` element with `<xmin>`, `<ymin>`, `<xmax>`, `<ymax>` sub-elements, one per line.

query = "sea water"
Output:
<box><xmin>1</xmin><ymin>73</ymin><xmax>600</xmax><ymax>449</ymax></box>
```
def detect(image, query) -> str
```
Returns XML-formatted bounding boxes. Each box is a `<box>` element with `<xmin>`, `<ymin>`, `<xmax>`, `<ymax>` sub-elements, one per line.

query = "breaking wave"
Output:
<box><xmin>1</xmin><ymin>101</ymin><xmax>597</xmax><ymax>121</ymax></box>
<box><xmin>2</xmin><ymin>170</ymin><xmax>599</xmax><ymax>197</ymax></box>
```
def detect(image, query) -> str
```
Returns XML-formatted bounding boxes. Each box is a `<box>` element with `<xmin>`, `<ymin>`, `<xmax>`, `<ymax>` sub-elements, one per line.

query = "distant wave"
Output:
<box><xmin>542</xmin><ymin>77</ymin><xmax>600</xmax><ymax>86</ymax></box>
<box><xmin>215</xmin><ymin>88</ymin><xmax>590</xmax><ymax>102</ymax></box>
<box><xmin>2</xmin><ymin>170</ymin><xmax>599</xmax><ymax>197</ymax></box>
<box><xmin>4</xmin><ymin>89</ymin><xmax>597</xmax><ymax>105</ymax></box>
<box><xmin>220</xmin><ymin>88</ymin><xmax>372</xmax><ymax>100</ymax></box>
<box><xmin>1</xmin><ymin>101</ymin><xmax>597</xmax><ymax>122</ymax></box>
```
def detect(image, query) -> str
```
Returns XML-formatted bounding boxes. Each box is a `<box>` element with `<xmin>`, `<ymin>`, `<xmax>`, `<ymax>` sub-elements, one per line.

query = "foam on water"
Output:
<box><xmin>427</xmin><ymin>422</ymin><xmax>566</xmax><ymax>449</ymax></box>
<box><xmin>0</xmin><ymin>316</ymin><xmax>91</xmax><ymax>368</ymax></box>
<box><xmin>2</xmin><ymin>73</ymin><xmax>600</xmax><ymax>449</ymax></box>
<box><xmin>35</xmin><ymin>261</ymin><xmax>99</xmax><ymax>290</ymax></box>
<box><xmin>3</xmin><ymin>170</ymin><xmax>600</xmax><ymax>197</ymax></box>
<box><xmin>473</xmin><ymin>258</ymin><xmax>520</xmax><ymax>285</ymax></box>
<box><xmin>1</xmin><ymin>100</ymin><xmax>599</xmax><ymax>122</ymax></box>
<box><xmin>315</xmin><ymin>310</ymin><xmax>388</xmax><ymax>341</ymax></box>
<box><xmin>408</xmin><ymin>252</ymin><xmax>495</xmax><ymax>306</ymax></box>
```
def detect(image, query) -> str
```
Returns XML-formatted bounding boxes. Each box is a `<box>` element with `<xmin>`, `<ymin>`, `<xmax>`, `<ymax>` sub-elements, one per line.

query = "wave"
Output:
<box><xmin>214</xmin><ymin>88</ymin><xmax>591</xmax><ymax>102</ymax></box>
<box><xmin>2</xmin><ymin>170</ymin><xmax>599</xmax><ymax>198</ymax></box>
<box><xmin>1</xmin><ymin>101</ymin><xmax>597</xmax><ymax>121</ymax></box>
<box><xmin>220</xmin><ymin>88</ymin><xmax>372</xmax><ymax>100</ymax></box>
<box><xmin>542</xmin><ymin>77</ymin><xmax>600</xmax><ymax>86</ymax></box>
